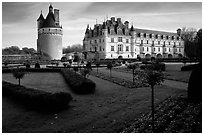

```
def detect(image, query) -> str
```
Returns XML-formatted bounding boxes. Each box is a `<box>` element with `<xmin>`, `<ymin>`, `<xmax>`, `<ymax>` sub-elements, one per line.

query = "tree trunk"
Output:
<box><xmin>151</xmin><ymin>85</ymin><xmax>155</xmax><ymax>132</ymax></box>
<box><xmin>18</xmin><ymin>78</ymin><xmax>20</xmax><ymax>86</ymax></box>
<box><xmin>132</xmin><ymin>69</ymin><xmax>135</xmax><ymax>84</ymax></box>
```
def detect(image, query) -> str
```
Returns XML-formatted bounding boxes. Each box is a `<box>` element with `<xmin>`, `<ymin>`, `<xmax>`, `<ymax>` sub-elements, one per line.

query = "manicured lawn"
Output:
<box><xmin>2</xmin><ymin>72</ymin><xmax>186</xmax><ymax>133</ymax></box>
<box><xmin>2</xmin><ymin>73</ymin><xmax>70</xmax><ymax>93</ymax></box>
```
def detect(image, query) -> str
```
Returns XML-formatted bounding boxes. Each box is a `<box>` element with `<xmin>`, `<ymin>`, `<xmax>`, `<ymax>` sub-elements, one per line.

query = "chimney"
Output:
<box><xmin>54</xmin><ymin>9</ymin><xmax>59</xmax><ymax>26</ymax></box>
<box><xmin>111</xmin><ymin>17</ymin><xmax>115</xmax><ymax>23</ymax></box>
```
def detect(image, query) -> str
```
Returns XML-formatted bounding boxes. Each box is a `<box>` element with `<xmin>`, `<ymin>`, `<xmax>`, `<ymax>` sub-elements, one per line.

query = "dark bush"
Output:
<box><xmin>2</xmin><ymin>81</ymin><xmax>72</xmax><ymax>111</ymax></box>
<box><xmin>61</xmin><ymin>69</ymin><xmax>96</xmax><ymax>94</ymax></box>
<box><xmin>2</xmin><ymin>68</ymin><xmax>61</xmax><ymax>73</ymax></box>
<box><xmin>181</xmin><ymin>64</ymin><xmax>199</xmax><ymax>71</ymax></box>
<box><xmin>140</xmin><ymin>63</ymin><xmax>165</xmax><ymax>71</ymax></box>
<box><xmin>188</xmin><ymin>63</ymin><xmax>202</xmax><ymax>103</ymax></box>
<box><xmin>26</xmin><ymin>63</ymin><xmax>30</xmax><ymax>68</ymax></box>
<box><xmin>35</xmin><ymin>63</ymin><xmax>40</xmax><ymax>68</ymax></box>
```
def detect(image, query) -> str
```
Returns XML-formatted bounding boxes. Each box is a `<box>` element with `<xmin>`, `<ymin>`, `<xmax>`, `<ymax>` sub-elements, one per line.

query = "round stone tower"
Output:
<box><xmin>37</xmin><ymin>4</ymin><xmax>63</xmax><ymax>60</ymax></box>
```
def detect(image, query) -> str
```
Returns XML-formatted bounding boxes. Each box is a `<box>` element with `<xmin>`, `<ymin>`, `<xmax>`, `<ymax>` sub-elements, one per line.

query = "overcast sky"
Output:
<box><xmin>2</xmin><ymin>2</ymin><xmax>202</xmax><ymax>49</ymax></box>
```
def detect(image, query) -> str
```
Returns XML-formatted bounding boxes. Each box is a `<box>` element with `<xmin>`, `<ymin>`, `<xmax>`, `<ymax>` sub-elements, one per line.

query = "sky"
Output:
<box><xmin>2</xmin><ymin>2</ymin><xmax>202</xmax><ymax>50</ymax></box>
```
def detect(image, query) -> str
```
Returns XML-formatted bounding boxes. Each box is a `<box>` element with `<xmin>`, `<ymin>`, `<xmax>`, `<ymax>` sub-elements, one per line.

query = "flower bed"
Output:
<box><xmin>122</xmin><ymin>95</ymin><xmax>202</xmax><ymax>133</ymax></box>
<box><xmin>61</xmin><ymin>69</ymin><xmax>96</xmax><ymax>94</ymax></box>
<box><xmin>90</xmin><ymin>70</ymin><xmax>148</xmax><ymax>88</ymax></box>
<box><xmin>2</xmin><ymin>81</ymin><xmax>73</xmax><ymax>111</ymax></box>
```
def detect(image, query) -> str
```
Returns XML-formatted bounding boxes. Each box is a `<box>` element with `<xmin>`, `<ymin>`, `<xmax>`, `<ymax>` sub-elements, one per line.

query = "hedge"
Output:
<box><xmin>140</xmin><ymin>63</ymin><xmax>166</xmax><ymax>71</ymax></box>
<box><xmin>2</xmin><ymin>81</ymin><xmax>73</xmax><ymax>111</ymax></box>
<box><xmin>181</xmin><ymin>64</ymin><xmax>199</xmax><ymax>71</ymax></box>
<box><xmin>61</xmin><ymin>69</ymin><xmax>96</xmax><ymax>94</ymax></box>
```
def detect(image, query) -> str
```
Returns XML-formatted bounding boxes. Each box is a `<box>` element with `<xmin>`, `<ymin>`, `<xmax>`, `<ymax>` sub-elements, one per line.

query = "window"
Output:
<box><xmin>169</xmin><ymin>48</ymin><xmax>171</xmax><ymax>52</ymax></box>
<box><xmin>126</xmin><ymin>46</ymin><xmax>129</xmax><ymax>51</ymax></box>
<box><xmin>126</xmin><ymin>39</ymin><xmax>129</xmax><ymax>43</ymax></box>
<box><xmin>158</xmin><ymin>47</ymin><xmax>160</xmax><ymax>52</ymax></box>
<box><xmin>90</xmin><ymin>48</ymin><xmax>92</xmax><ymax>51</ymax></box>
<box><xmin>118</xmin><ymin>37</ymin><xmax>122</xmax><ymax>42</ymax></box>
<box><xmin>118</xmin><ymin>44</ymin><xmax>122</xmax><ymax>51</ymax></box>
<box><xmin>164</xmin><ymin>41</ymin><xmax>165</xmax><ymax>45</ymax></box>
<box><xmin>99</xmin><ymin>39</ymin><xmax>101</xmax><ymax>43</ymax></box>
<box><xmin>95</xmin><ymin>40</ymin><xmax>97</xmax><ymax>43</ymax></box>
<box><xmin>154</xmin><ymin>47</ymin><xmax>155</xmax><ymax>51</ymax></box>
<box><xmin>179</xmin><ymin>48</ymin><xmax>181</xmax><ymax>52</ymax></box>
<box><xmin>90</xmin><ymin>40</ymin><xmax>92</xmax><ymax>44</ymax></box>
<box><xmin>142</xmin><ymin>47</ymin><xmax>144</xmax><ymax>51</ymax></box>
<box><xmin>111</xmin><ymin>54</ymin><xmax>113</xmax><ymax>57</ymax></box>
<box><xmin>111</xmin><ymin>38</ymin><xmax>114</xmax><ymax>43</ymax></box>
<box><xmin>177</xmin><ymin>37</ymin><xmax>179</xmax><ymax>40</ymax></box>
<box><xmin>169</xmin><ymin>42</ymin><xmax>170</xmax><ymax>45</ymax></box>
<box><xmin>152</xmin><ymin>41</ymin><xmax>154</xmax><ymax>45</ymax></box>
<box><xmin>174</xmin><ymin>42</ymin><xmax>176</xmax><ymax>46</ymax></box>
<box><xmin>164</xmin><ymin>48</ymin><xmax>166</xmax><ymax>52</ymax></box>
<box><xmin>137</xmin><ymin>33</ymin><xmax>140</xmax><ymax>37</ymax></box>
<box><xmin>103</xmin><ymin>39</ymin><xmax>104</xmax><ymax>42</ymax></box>
<box><xmin>147</xmin><ymin>40</ymin><xmax>148</xmax><ymax>44</ymax></box>
<box><xmin>179</xmin><ymin>42</ymin><xmax>181</xmax><ymax>46</ymax></box>
<box><xmin>147</xmin><ymin>47</ymin><xmax>149</xmax><ymax>52</ymax></box>
<box><xmin>111</xmin><ymin>46</ymin><xmax>114</xmax><ymax>51</ymax></box>
<box><xmin>158</xmin><ymin>41</ymin><xmax>160</xmax><ymax>45</ymax></box>
<box><xmin>100</xmin><ymin>46</ymin><xmax>102</xmax><ymax>51</ymax></box>
<box><xmin>141</xmin><ymin>40</ymin><xmax>143</xmax><ymax>44</ymax></box>
<box><xmin>166</xmin><ymin>36</ymin><xmax>168</xmax><ymax>40</ymax></box>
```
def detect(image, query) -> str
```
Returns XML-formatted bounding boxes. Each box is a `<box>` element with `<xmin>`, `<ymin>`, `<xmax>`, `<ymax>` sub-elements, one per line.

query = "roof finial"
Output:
<box><xmin>96</xmin><ymin>19</ymin><xmax>97</xmax><ymax>25</ymax></box>
<box><xmin>41</xmin><ymin>10</ymin><xmax>42</xmax><ymax>14</ymax></box>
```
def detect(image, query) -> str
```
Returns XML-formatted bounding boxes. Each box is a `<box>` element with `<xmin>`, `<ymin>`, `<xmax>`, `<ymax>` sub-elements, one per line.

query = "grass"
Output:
<box><xmin>2</xmin><ymin>72</ymin><xmax>187</xmax><ymax>133</ymax></box>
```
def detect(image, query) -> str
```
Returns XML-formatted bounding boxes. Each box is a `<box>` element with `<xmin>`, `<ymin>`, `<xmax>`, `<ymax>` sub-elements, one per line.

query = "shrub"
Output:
<box><xmin>2</xmin><ymin>81</ymin><xmax>72</xmax><ymax>111</ymax></box>
<box><xmin>181</xmin><ymin>64</ymin><xmax>199</xmax><ymax>71</ymax></box>
<box><xmin>140</xmin><ymin>63</ymin><xmax>166</xmax><ymax>71</ymax></box>
<box><xmin>188</xmin><ymin>63</ymin><xmax>202</xmax><ymax>103</ymax></box>
<box><xmin>26</xmin><ymin>63</ymin><xmax>30</xmax><ymax>68</ymax></box>
<box><xmin>35</xmin><ymin>63</ymin><xmax>40</xmax><ymax>68</ymax></box>
<box><xmin>61</xmin><ymin>69</ymin><xmax>96</xmax><ymax>94</ymax></box>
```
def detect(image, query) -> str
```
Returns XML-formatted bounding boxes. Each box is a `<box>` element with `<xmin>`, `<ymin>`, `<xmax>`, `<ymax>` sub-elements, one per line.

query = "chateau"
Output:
<box><xmin>83</xmin><ymin>17</ymin><xmax>184</xmax><ymax>60</ymax></box>
<box><xmin>37</xmin><ymin>4</ymin><xmax>63</xmax><ymax>60</ymax></box>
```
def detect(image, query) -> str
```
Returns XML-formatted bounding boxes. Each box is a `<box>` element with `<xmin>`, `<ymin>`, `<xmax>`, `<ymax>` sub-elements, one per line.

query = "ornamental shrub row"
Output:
<box><xmin>181</xmin><ymin>64</ymin><xmax>199</xmax><ymax>71</ymax></box>
<box><xmin>2</xmin><ymin>81</ymin><xmax>72</xmax><ymax>111</ymax></box>
<box><xmin>2</xmin><ymin>68</ymin><xmax>61</xmax><ymax>73</ymax></box>
<box><xmin>61</xmin><ymin>69</ymin><xmax>96</xmax><ymax>94</ymax></box>
<box><xmin>140</xmin><ymin>63</ymin><xmax>166</xmax><ymax>71</ymax></box>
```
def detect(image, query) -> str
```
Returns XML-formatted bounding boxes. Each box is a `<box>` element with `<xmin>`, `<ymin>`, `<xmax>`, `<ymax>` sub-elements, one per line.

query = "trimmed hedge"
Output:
<box><xmin>61</xmin><ymin>69</ymin><xmax>96</xmax><ymax>94</ymax></box>
<box><xmin>140</xmin><ymin>63</ymin><xmax>166</xmax><ymax>71</ymax></box>
<box><xmin>181</xmin><ymin>64</ymin><xmax>199</xmax><ymax>71</ymax></box>
<box><xmin>2</xmin><ymin>81</ymin><xmax>72</xmax><ymax>111</ymax></box>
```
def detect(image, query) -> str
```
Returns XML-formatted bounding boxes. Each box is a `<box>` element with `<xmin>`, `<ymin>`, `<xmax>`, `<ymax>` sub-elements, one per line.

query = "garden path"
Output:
<box><xmin>96</xmin><ymin>68</ymin><xmax>188</xmax><ymax>90</ymax></box>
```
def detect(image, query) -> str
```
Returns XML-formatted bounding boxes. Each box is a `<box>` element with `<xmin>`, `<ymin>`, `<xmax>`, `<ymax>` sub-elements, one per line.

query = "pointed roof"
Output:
<box><xmin>37</xmin><ymin>11</ymin><xmax>44</xmax><ymax>21</ymax></box>
<box><xmin>130</xmin><ymin>25</ymin><xmax>134</xmax><ymax>32</ymax></box>
<box><xmin>42</xmin><ymin>12</ymin><xmax>56</xmax><ymax>28</ymax></box>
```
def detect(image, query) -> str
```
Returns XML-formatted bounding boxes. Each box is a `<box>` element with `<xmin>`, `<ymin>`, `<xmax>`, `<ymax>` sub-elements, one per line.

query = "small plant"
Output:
<box><xmin>35</xmin><ymin>63</ymin><xmax>40</xmax><ymax>68</ymax></box>
<box><xmin>107</xmin><ymin>62</ymin><xmax>113</xmax><ymax>77</ymax></box>
<box><xmin>127</xmin><ymin>63</ymin><xmax>139</xmax><ymax>84</ymax></box>
<box><xmin>12</xmin><ymin>68</ymin><xmax>26</xmax><ymax>86</ymax></box>
<box><xmin>86</xmin><ymin>61</ymin><xmax>92</xmax><ymax>70</ymax></box>
<box><xmin>142</xmin><ymin>69</ymin><xmax>164</xmax><ymax>132</ymax></box>
<box><xmin>63</xmin><ymin>63</ymin><xmax>67</xmax><ymax>67</ymax></box>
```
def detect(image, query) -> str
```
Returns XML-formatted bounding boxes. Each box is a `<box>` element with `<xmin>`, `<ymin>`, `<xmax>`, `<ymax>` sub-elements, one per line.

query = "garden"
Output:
<box><xmin>2</xmin><ymin>61</ymin><xmax>201</xmax><ymax>133</ymax></box>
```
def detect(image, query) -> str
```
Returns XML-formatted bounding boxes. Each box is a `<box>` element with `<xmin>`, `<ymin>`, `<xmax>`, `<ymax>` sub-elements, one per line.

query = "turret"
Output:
<box><xmin>37</xmin><ymin>11</ymin><xmax>45</xmax><ymax>29</ymax></box>
<box><xmin>54</xmin><ymin>9</ymin><xmax>59</xmax><ymax>26</ymax></box>
<box><xmin>49</xmin><ymin>4</ymin><xmax>53</xmax><ymax>13</ymax></box>
<box><xmin>130</xmin><ymin>24</ymin><xmax>136</xmax><ymax>57</ymax></box>
<box><xmin>85</xmin><ymin>24</ymin><xmax>89</xmax><ymax>38</ymax></box>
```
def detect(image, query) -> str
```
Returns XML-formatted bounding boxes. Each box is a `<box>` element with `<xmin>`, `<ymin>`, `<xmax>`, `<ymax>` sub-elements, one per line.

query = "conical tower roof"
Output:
<box><xmin>42</xmin><ymin>12</ymin><xmax>56</xmax><ymax>28</ymax></box>
<box><xmin>37</xmin><ymin>11</ymin><xmax>44</xmax><ymax>21</ymax></box>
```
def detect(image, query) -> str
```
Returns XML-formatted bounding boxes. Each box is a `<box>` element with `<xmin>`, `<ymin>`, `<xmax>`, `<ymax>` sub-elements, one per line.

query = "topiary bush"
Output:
<box><xmin>140</xmin><ymin>63</ymin><xmax>165</xmax><ymax>71</ymax></box>
<box><xmin>2</xmin><ymin>81</ymin><xmax>72</xmax><ymax>111</ymax></box>
<box><xmin>61</xmin><ymin>69</ymin><xmax>96</xmax><ymax>94</ymax></box>
<box><xmin>188</xmin><ymin>63</ymin><xmax>202</xmax><ymax>103</ymax></box>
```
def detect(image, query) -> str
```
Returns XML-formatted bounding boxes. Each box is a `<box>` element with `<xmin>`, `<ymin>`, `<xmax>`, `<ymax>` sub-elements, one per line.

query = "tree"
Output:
<box><xmin>86</xmin><ymin>61</ymin><xmax>92</xmax><ymax>70</ymax></box>
<box><xmin>143</xmin><ymin>69</ymin><xmax>164</xmax><ymax>132</ymax></box>
<box><xmin>63</xmin><ymin>63</ymin><xmax>67</xmax><ymax>67</ymax></box>
<box><xmin>35</xmin><ymin>63</ymin><xmax>40</xmax><ymax>68</ymax></box>
<box><xmin>180</xmin><ymin>27</ymin><xmax>197</xmax><ymax>59</ymax></box>
<box><xmin>194</xmin><ymin>29</ymin><xmax>202</xmax><ymax>61</ymax></box>
<box><xmin>107</xmin><ymin>62</ymin><xmax>113</xmax><ymax>77</ymax></box>
<box><xmin>95</xmin><ymin>62</ymin><xmax>100</xmax><ymax>73</ymax></box>
<box><xmin>12</xmin><ymin>68</ymin><xmax>26</xmax><ymax>86</ymax></box>
<box><xmin>127</xmin><ymin>63</ymin><xmax>139</xmax><ymax>84</ymax></box>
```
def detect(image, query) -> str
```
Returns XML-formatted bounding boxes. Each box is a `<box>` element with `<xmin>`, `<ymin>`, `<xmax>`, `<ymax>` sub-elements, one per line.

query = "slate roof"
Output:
<box><xmin>42</xmin><ymin>12</ymin><xmax>56</xmax><ymax>28</ymax></box>
<box><xmin>134</xmin><ymin>28</ymin><xmax>178</xmax><ymax>36</ymax></box>
<box><xmin>37</xmin><ymin>13</ymin><xmax>44</xmax><ymax>21</ymax></box>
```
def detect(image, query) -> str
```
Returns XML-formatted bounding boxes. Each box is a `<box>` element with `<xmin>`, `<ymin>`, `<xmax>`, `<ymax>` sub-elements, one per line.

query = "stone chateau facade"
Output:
<box><xmin>83</xmin><ymin>17</ymin><xmax>184</xmax><ymax>60</ymax></box>
<box><xmin>37</xmin><ymin>4</ymin><xmax>63</xmax><ymax>60</ymax></box>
